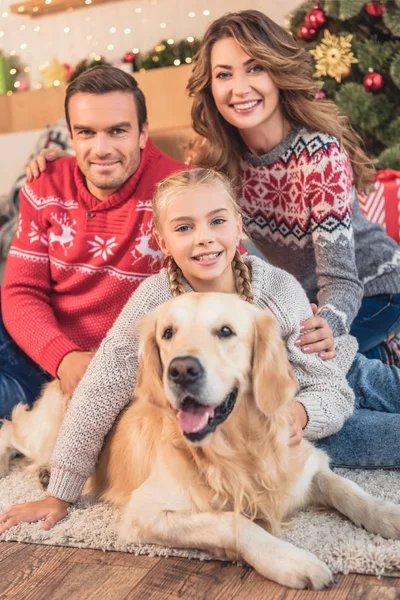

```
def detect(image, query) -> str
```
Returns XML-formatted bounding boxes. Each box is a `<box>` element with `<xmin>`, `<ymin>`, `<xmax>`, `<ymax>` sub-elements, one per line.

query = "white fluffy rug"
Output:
<box><xmin>0</xmin><ymin>463</ymin><xmax>399</xmax><ymax>576</ymax></box>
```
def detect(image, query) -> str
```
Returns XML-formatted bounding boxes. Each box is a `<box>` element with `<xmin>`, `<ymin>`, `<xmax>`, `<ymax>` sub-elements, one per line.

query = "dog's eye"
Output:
<box><xmin>217</xmin><ymin>326</ymin><xmax>235</xmax><ymax>339</ymax></box>
<box><xmin>162</xmin><ymin>327</ymin><xmax>174</xmax><ymax>340</ymax></box>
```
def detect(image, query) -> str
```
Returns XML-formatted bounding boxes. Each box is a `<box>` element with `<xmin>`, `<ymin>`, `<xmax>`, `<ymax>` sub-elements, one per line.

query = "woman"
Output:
<box><xmin>186</xmin><ymin>9</ymin><xmax>400</xmax><ymax>364</ymax></box>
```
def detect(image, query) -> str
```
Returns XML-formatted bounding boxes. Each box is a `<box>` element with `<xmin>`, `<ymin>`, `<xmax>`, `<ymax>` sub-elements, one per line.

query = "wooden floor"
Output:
<box><xmin>0</xmin><ymin>542</ymin><xmax>399</xmax><ymax>600</ymax></box>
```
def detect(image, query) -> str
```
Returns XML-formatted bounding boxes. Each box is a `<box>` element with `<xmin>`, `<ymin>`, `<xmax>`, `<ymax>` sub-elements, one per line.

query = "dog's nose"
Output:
<box><xmin>168</xmin><ymin>356</ymin><xmax>204</xmax><ymax>385</ymax></box>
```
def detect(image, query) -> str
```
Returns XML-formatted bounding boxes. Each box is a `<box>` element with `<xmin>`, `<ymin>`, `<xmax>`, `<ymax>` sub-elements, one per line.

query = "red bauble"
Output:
<box><xmin>297</xmin><ymin>23</ymin><xmax>317</xmax><ymax>41</ymax></box>
<box><xmin>305</xmin><ymin>8</ymin><xmax>326</xmax><ymax>29</ymax></box>
<box><xmin>124</xmin><ymin>51</ymin><xmax>136</xmax><ymax>63</ymax></box>
<box><xmin>363</xmin><ymin>72</ymin><xmax>384</xmax><ymax>92</ymax></box>
<box><xmin>366</xmin><ymin>2</ymin><xmax>383</xmax><ymax>17</ymax></box>
<box><xmin>63</xmin><ymin>62</ymin><xmax>73</xmax><ymax>81</ymax></box>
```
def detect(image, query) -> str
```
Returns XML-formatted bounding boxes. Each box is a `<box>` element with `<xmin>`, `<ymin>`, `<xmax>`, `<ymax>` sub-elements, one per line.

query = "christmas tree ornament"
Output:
<box><xmin>341</xmin><ymin>66</ymin><xmax>351</xmax><ymax>79</ymax></box>
<box><xmin>363</xmin><ymin>71</ymin><xmax>384</xmax><ymax>91</ymax></box>
<box><xmin>63</xmin><ymin>63</ymin><xmax>73</xmax><ymax>81</ymax></box>
<box><xmin>366</xmin><ymin>2</ymin><xmax>383</xmax><ymax>17</ymax></box>
<box><xmin>123</xmin><ymin>51</ymin><xmax>136</xmax><ymax>63</ymax></box>
<box><xmin>41</xmin><ymin>58</ymin><xmax>67</xmax><ymax>88</ymax></box>
<box><xmin>310</xmin><ymin>30</ymin><xmax>358</xmax><ymax>83</ymax></box>
<box><xmin>315</xmin><ymin>89</ymin><xmax>326</xmax><ymax>99</ymax></box>
<box><xmin>297</xmin><ymin>24</ymin><xmax>317</xmax><ymax>41</ymax></box>
<box><xmin>305</xmin><ymin>8</ymin><xmax>326</xmax><ymax>29</ymax></box>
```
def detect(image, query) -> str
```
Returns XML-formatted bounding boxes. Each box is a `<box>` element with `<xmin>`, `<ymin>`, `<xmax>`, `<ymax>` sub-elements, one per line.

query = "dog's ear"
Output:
<box><xmin>252</xmin><ymin>310</ymin><xmax>298</xmax><ymax>415</ymax></box>
<box><xmin>135</xmin><ymin>311</ymin><xmax>166</xmax><ymax>407</ymax></box>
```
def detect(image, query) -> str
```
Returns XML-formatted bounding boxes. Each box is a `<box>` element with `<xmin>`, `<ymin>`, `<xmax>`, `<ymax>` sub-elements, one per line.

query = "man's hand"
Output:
<box><xmin>26</xmin><ymin>148</ymin><xmax>70</xmax><ymax>182</ymax></box>
<box><xmin>57</xmin><ymin>350</ymin><xmax>94</xmax><ymax>396</ymax></box>
<box><xmin>297</xmin><ymin>303</ymin><xmax>336</xmax><ymax>360</ymax></box>
<box><xmin>0</xmin><ymin>497</ymin><xmax>70</xmax><ymax>534</ymax></box>
<box><xmin>289</xmin><ymin>402</ymin><xmax>308</xmax><ymax>447</ymax></box>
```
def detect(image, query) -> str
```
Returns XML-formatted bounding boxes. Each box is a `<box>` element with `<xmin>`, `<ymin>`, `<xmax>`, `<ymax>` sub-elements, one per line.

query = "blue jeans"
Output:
<box><xmin>350</xmin><ymin>294</ymin><xmax>400</xmax><ymax>360</ymax></box>
<box><xmin>0</xmin><ymin>310</ymin><xmax>51</xmax><ymax>418</ymax></box>
<box><xmin>317</xmin><ymin>353</ymin><xmax>400</xmax><ymax>468</ymax></box>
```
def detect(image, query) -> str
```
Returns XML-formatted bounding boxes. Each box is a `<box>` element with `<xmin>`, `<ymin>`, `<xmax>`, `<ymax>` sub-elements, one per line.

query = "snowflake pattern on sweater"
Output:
<box><xmin>240</xmin><ymin>129</ymin><xmax>353</xmax><ymax>248</ymax></box>
<box><xmin>239</xmin><ymin>128</ymin><xmax>364</xmax><ymax>337</ymax></box>
<box><xmin>2</xmin><ymin>140</ymin><xmax>187</xmax><ymax>376</ymax></box>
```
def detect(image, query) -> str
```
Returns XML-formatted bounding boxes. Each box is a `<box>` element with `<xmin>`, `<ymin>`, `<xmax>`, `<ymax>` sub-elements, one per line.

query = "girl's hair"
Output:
<box><xmin>152</xmin><ymin>168</ymin><xmax>254</xmax><ymax>303</ymax></box>
<box><xmin>186</xmin><ymin>10</ymin><xmax>374</xmax><ymax>191</ymax></box>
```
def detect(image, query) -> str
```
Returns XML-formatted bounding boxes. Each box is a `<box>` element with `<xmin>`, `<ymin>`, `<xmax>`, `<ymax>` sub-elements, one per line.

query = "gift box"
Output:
<box><xmin>358</xmin><ymin>170</ymin><xmax>400</xmax><ymax>244</ymax></box>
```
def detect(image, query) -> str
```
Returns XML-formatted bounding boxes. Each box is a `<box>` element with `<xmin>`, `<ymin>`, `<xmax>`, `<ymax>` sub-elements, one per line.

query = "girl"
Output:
<box><xmin>186</xmin><ymin>10</ymin><xmax>400</xmax><ymax>365</ymax></box>
<box><xmin>1</xmin><ymin>168</ymin><xmax>400</xmax><ymax>533</ymax></box>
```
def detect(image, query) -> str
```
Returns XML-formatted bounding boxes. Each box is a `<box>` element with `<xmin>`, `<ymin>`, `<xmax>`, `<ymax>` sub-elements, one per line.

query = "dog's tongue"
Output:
<box><xmin>177</xmin><ymin>400</ymin><xmax>215</xmax><ymax>434</ymax></box>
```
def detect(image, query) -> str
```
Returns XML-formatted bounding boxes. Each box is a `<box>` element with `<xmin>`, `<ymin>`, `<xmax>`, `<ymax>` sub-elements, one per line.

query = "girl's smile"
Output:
<box><xmin>192</xmin><ymin>250</ymin><xmax>223</xmax><ymax>265</ymax></box>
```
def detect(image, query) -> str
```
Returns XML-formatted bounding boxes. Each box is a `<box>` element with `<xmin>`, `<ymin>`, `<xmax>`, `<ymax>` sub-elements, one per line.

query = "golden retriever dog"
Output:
<box><xmin>1</xmin><ymin>292</ymin><xmax>400</xmax><ymax>590</ymax></box>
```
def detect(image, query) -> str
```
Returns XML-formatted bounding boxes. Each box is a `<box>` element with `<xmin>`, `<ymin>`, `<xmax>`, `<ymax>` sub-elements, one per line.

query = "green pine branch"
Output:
<box><xmin>384</xmin><ymin>1</ymin><xmax>400</xmax><ymax>36</ymax></box>
<box><xmin>390</xmin><ymin>51</ymin><xmax>400</xmax><ymax>86</ymax></box>
<box><xmin>355</xmin><ymin>39</ymin><xmax>400</xmax><ymax>71</ymax></box>
<box><xmin>378</xmin><ymin>142</ymin><xmax>400</xmax><ymax>168</ymax></box>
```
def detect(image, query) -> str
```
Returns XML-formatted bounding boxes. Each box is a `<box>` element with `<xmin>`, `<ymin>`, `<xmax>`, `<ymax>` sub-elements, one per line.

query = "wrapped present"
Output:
<box><xmin>358</xmin><ymin>169</ymin><xmax>400</xmax><ymax>243</ymax></box>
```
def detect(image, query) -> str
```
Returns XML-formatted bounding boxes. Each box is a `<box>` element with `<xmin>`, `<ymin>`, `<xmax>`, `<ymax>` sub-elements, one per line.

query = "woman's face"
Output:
<box><xmin>210</xmin><ymin>37</ymin><xmax>282</xmax><ymax>134</ymax></box>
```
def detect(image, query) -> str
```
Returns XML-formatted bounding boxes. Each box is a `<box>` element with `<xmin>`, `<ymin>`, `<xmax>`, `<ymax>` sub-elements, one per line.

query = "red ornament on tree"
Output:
<box><xmin>363</xmin><ymin>72</ymin><xmax>384</xmax><ymax>92</ymax></box>
<box><xmin>63</xmin><ymin>62</ymin><xmax>73</xmax><ymax>81</ymax></box>
<box><xmin>297</xmin><ymin>23</ymin><xmax>317</xmax><ymax>41</ymax></box>
<box><xmin>305</xmin><ymin>8</ymin><xmax>326</xmax><ymax>29</ymax></box>
<box><xmin>123</xmin><ymin>51</ymin><xmax>136</xmax><ymax>63</ymax></box>
<box><xmin>366</xmin><ymin>2</ymin><xmax>383</xmax><ymax>17</ymax></box>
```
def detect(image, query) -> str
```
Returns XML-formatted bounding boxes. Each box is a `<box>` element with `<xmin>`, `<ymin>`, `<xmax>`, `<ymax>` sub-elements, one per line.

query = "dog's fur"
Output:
<box><xmin>1</xmin><ymin>292</ymin><xmax>399</xmax><ymax>590</ymax></box>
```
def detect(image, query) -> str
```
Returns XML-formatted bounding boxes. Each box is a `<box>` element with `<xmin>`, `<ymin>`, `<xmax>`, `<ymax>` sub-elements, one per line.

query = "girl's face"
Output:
<box><xmin>210</xmin><ymin>37</ymin><xmax>282</xmax><ymax>134</ymax></box>
<box><xmin>156</xmin><ymin>185</ymin><xmax>242</xmax><ymax>293</ymax></box>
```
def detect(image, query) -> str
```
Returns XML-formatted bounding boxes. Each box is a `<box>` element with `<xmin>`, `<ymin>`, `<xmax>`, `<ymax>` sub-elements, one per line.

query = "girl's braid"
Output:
<box><xmin>232</xmin><ymin>250</ymin><xmax>254</xmax><ymax>303</ymax></box>
<box><xmin>167</xmin><ymin>258</ymin><xmax>186</xmax><ymax>297</ymax></box>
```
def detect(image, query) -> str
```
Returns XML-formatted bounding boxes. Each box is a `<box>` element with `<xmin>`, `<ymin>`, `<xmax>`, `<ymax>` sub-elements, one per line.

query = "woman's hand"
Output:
<box><xmin>0</xmin><ymin>497</ymin><xmax>70</xmax><ymax>534</ymax></box>
<box><xmin>26</xmin><ymin>148</ymin><xmax>70</xmax><ymax>182</ymax></box>
<box><xmin>57</xmin><ymin>350</ymin><xmax>95</xmax><ymax>397</ymax></box>
<box><xmin>289</xmin><ymin>402</ymin><xmax>308</xmax><ymax>447</ymax></box>
<box><xmin>297</xmin><ymin>303</ymin><xmax>336</xmax><ymax>360</ymax></box>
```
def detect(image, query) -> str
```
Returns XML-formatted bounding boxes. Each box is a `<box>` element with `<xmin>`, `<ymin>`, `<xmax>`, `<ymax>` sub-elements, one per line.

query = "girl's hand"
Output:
<box><xmin>297</xmin><ymin>304</ymin><xmax>336</xmax><ymax>360</ymax></box>
<box><xmin>289</xmin><ymin>402</ymin><xmax>308</xmax><ymax>447</ymax></box>
<box><xmin>0</xmin><ymin>497</ymin><xmax>70</xmax><ymax>534</ymax></box>
<box><xmin>26</xmin><ymin>148</ymin><xmax>69</xmax><ymax>182</ymax></box>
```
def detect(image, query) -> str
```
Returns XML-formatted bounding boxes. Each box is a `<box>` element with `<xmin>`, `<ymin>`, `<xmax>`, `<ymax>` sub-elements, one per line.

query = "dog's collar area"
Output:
<box><xmin>183</xmin><ymin>388</ymin><xmax>238</xmax><ymax>443</ymax></box>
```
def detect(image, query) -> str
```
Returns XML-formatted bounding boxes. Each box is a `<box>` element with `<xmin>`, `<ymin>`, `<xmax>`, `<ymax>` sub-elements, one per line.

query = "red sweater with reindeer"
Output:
<box><xmin>2</xmin><ymin>139</ymin><xmax>187</xmax><ymax>377</ymax></box>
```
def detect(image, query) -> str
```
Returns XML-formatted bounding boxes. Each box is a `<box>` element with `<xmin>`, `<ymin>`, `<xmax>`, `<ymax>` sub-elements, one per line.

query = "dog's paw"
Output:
<box><xmin>258</xmin><ymin>548</ymin><xmax>334</xmax><ymax>590</ymax></box>
<box><xmin>368</xmin><ymin>501</ymin><xmax>400</xmax><ymax>539</ymax></box>
<box><xmin>283</xmin><ymin>554</ymin><xmax>334</xmax><ymax>590</ymax></box>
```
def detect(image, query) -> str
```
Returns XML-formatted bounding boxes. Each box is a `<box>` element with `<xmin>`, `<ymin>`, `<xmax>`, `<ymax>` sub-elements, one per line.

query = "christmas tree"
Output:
<box><xmin>290</xmin><ymin>0</ymin><xmax>400</xmax><ymax>169</ymax></box>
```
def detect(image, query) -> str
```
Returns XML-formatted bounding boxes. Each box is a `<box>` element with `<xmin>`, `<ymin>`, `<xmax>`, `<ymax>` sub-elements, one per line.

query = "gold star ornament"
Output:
<box><xmin>310</xmin><ymin>29</ymin><xmax>358</xmax><ymax>83</ymax></box>
<box><xmin>41</xmin><ymin>57</ymin><xmax>66</xmax><ymax>88</ymax></box>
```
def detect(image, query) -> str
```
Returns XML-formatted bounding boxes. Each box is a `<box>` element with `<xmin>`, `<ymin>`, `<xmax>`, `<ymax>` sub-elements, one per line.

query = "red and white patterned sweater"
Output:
<box><xmin>2</xmin><ymin>139</ymin><xmax>187</xmax><ymax>376</ymax></box>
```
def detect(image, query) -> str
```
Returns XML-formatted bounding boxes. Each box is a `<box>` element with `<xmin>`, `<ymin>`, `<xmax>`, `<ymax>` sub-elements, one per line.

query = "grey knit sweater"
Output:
<box><xmin>47</xmin><ymin>256</ymin><xmax>357</xmax><ymax>503</ymax></box>
<box><xmin>240</xmin><ymin>128</ymin><xmax>400</xmax><ymax>336</ymax></box>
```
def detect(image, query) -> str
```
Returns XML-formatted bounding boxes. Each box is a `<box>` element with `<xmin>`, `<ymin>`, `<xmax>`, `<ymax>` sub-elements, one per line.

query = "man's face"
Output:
<box><xmin>69</xmin><ymin>91</ymin><xmax>148</xmax><ymax>200</ymax></box>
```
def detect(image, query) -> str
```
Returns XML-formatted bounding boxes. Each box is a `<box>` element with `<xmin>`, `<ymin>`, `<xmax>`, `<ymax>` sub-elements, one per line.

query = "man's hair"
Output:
<box><xmin>64</xmin><ymin>65</ymin><xmax>147</xmax><ymax>133</ymax></box>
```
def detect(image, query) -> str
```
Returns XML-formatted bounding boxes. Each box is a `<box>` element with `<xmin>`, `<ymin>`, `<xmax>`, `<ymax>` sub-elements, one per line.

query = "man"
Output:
<box><xmin>0</xmin><ymin>65</ymin><xmax>188</xmax><ymax>418</ymax></box>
